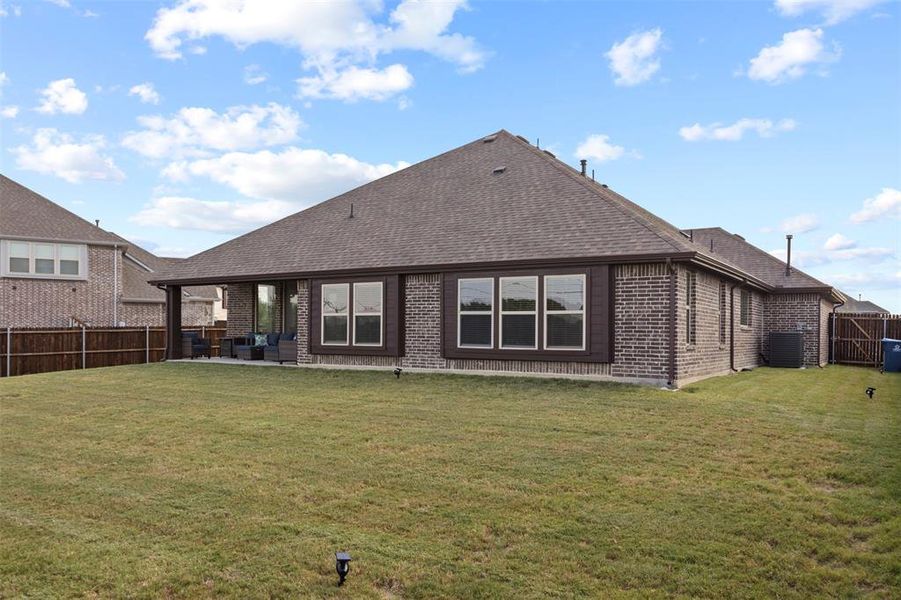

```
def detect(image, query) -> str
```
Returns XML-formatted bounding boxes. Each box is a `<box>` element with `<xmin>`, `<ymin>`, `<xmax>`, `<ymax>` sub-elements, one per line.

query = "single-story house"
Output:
<box><xmin>835</xmin><ymin>296</ymin><xmax>890</xmax><ymax>314</ymax></box>
<box><xmin>0</xmin><ymin>174</ymin><xmax>218</xmax><ymax>328</ymax></box>
<box><xmin>152</xmin><ymin>131</ymin><xmax>843</xmax><ymax>386</ymax></box>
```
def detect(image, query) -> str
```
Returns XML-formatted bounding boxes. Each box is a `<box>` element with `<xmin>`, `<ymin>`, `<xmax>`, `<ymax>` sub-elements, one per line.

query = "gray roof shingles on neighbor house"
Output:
<box><xmin>1</xmin><ymin>174</ymin><xmax>217</xmax><ymax>302</ymax></box>
<box><xmin>143</xmin><ymin>130</ymin><xmax>834</xmax><ymax>298</ymax></box>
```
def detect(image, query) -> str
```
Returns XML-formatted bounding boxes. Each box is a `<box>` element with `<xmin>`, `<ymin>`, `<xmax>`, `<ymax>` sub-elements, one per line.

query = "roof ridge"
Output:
<box><xmin>500</xmin><ymin>132</ymin><xmax>691</xmax><ymax>254</ymax></box>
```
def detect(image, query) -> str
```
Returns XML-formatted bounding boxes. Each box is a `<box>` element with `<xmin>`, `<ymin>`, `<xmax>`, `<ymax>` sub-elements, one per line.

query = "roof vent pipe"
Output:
<box><xmin>349</xmin><ymin>203</ymin><xmax>354</xmax><ymax>219</ymax></box>
<box><xmin>95</xmin><ymin>219</ymin><xmax>100</xmax><ymax>227</ymax></box>
<box><xmin>580</xmin><ymin>159</ymin><xmax>587</xmax><ymax>177</ymax></box>
<box><xmin>785</xmin><ymin>234</ymin><xmax>793</xmax><ymax>276</ymax></box>
<box><xmin>591</xmin><ymin>169</ymin><xmax>595</xmax><ymax>181</ymax></box>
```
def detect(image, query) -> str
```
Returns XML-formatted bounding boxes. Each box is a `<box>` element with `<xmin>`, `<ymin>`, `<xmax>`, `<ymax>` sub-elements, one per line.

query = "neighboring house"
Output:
<box><xmin>152</xmin><ymin>131</ymin><xmax>843</xmax><ymax>386</ymax></box>
<box><xmin>213</xmin><ymin>286</ymin><xmax>228</xmax><ymax>322</ymax></box>
<box><xmin>835</xmin><ymin>296</ymin><xmax>890</xmax><ymax>314</ymax></box>
<box><xmin>0</xmin><ymin>175</ymin><xmax>217</xmax><ymax>328</ymax></box>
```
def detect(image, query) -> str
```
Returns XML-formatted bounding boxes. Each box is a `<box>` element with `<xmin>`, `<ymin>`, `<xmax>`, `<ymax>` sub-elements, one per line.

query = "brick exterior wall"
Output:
<box><xmin>401</xmin><ymin>274</ymin><xmax>444</xmax><ymax>369</ymax></box>
<box><xmin>673</xmin><ymin>265</ymin><xmax>732</xmax><ymax>382</ymax></box>
<box><xmin>733</xmin><ymin>288</ymin><xmax>765</xmax><ymax>370</ymax></box>
<box><xmin>610</xmin><ymin>264</ymin><xmax>670</xmax><ymax>382</ymax></box>
<box><xmin>0</xmin><ymin>245</ymin><xmax>118</xmax><ymax>327</ymax></box>
<box><xmin>763</xmin><ymin>293</ymin><xmax>826</xmax><ymax>367</ymax></box>
<box><xmin>225</xmin><ymin>283</ymin><xmax>254</xmax><ymax>336</ymax></box>
<box><xmin>119</xmin><ymin>300</ymin><xmax>214</xmax><ymax>327</ymax></box>
<box><xmin>296</xmin><ymin>280</ymin><xmax>312</xmax><ymax>364</ymax></box>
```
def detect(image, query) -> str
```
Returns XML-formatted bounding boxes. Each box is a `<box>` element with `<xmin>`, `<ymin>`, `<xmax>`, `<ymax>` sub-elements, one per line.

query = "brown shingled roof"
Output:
<box><xmin>688</xmin><ymin>227</ymin><xmax>831</xmax><ymax>290</ymax></box>
<box><xmin>0</xmin><ymin>175</ymin><xmax>121</xmax><ymax>245</ymax></box>
<box><xmin>154</xmin><ymin>130</ymin><xmax>727</xmax><ymax>285</ymax></box>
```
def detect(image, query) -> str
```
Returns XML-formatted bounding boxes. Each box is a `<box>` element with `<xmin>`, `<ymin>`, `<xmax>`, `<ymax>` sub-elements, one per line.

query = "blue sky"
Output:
<box><xmin>1</xmin><ymin>0</ymin><xmax>899</xmax><ymax>310</ymax></box>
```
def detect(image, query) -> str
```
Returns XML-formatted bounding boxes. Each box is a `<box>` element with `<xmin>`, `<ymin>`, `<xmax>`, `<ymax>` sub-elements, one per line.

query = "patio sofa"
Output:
<box><xmin>234</xmin><ymin>332</ymin><xmax>296</xmax><ymax>362</ymax></box>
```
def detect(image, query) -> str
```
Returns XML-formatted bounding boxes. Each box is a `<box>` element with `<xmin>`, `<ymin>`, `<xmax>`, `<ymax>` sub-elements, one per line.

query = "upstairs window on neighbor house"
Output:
<box><xmin>740</xmin><ymin>290</ymin><xmax>752</xmax><ymax>327</ymax></box>
<box><xmin>1</xmin><ymin>240</ymin><xmax>87</xmax><ymax>279</ymax></box>
<box><xmin>545</xmin><ymin>274</ymin><xmax>585</xmax><ymax>350</ymax></box>
<box><xmin>685</xmin><ymin>272</ymin><xmax>697</xmax><ymax>345</ymax></box>
<box><xmin>458</xmin><ymin>278</ymin><xmax>494</xmax><ymax>348</ymax></box>
<box><xmin>500</xmin><ymin>276</ymin><xmax>538</xmax><ymax>349</ymax></box>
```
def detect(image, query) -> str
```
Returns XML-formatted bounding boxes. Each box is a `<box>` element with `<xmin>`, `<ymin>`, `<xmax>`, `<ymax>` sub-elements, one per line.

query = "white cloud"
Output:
<box><xmin>850</xmin><ymin>187</ymin><xmax>901</xmax><ymax>223</ymax></box>
<box><xmin>36</xmin><ymin>78</ymin><xmax>88</xmax><ymax>114</ymax></box>
<box><xmin>1</xmin><ymin>105</ymin><xmax>18</xmax><ymax>118</ymax></box>
<box><xmin>144</xmin><ymin>0</ymin><xmax>485</xmax><ymax>101</ymax></box>
<box><xmin>298</xmin><ymin>64</ymin><xmax>413</xmax><ymax>102</ymax></box>
<box><xmin>679</xmin><ymin>118</ymin><xmax>797</xmax><ymax>141</ymax></box>
<box><xmin>0</xmin><ymin>3</ymin><xmax>23</xmax><ymax>17</ymax></box>
<box><xmin>575</xmin><ymin>134</ymin><xmax>640</xmax><ymax>163</ymax></box>
<box><xmin>161</xmin><ymin>146</ymin><xmax>409</xmax><ymax>203</ymax></box>
<box><xmin>775</xmin><ymin>0</ymin><xmax>886</xmax><ymax>25</ymax></box>
<box><xmin>747</xmin><ymin>28</ymin><xmax>839</xmax><ymax>83</ymax></box>
<box><xmin>128</xmin><ymin>82</ymin><xmax>161</xmax><ymax>104</ymax></box>
<box><xmin>826</xmin><ymin>270</ymin><xmax>901</xmax><ymax>290</ymax></box>
<box><xmin>823</xmin><ymin>233</ymin><xmax>856</xmax><ymax>251</ymax></box>
<box><xmin>12</xmin><ymin>128</ymin><xmax>125</xmax><ymax>183</ymax></box>
<box><xmin>0</xmin><ymin>71</ymin><xmax>8</xmax><ymax>91</ymax></box>
<box><xmin>121</xmin><ymin>102</ymin><xmax>302</xmax><ymax>159</ymax></box>
<box><xmin>605</xmin><ymin>28</ymin><xmax>664</xmax><ymax>86</ymax></box>
<box><xmin>131</xmin><ymin>196</ymin><xmax>296</xmax><ymax>233</ymax></box>
<box><xmin>771</xmin><ymin>245</ymin><xmax>893</xmax><ymax>267</ymax></box>
<box><xmin>243</xmin><ymin>64</ymin><xmax>268</xmax><ymax>86</ymax></box>
<box><xmin>781</xmin><ymin>213</ymin><xmax>820</xmax><ymax>233</ymax></box>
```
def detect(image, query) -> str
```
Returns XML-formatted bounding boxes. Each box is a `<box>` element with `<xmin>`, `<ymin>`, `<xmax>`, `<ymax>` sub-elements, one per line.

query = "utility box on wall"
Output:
<box><xmin>769</xmin><ymin>332</ymin><xmax>804</xmax><ymax>368</ymax></box>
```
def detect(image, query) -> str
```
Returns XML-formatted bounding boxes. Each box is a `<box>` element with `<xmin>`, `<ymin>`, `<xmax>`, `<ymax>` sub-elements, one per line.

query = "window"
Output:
<box><xmin>1</xmin><ymin>240</ymin><xmax>86</xmax><ymax>278</ymax></box>
<box><xmin>284</xmin><ymin>286</ymin><xmax>298</xmax><ymax>334</ymax></box>
<box><xmin>500</xmin><ymin>276</ymin><xmax>537</xmax><ymax>349</ymax></box>
<box><xmin>545</xmin><ymin>274</ymin><xmax>585</xmax><ymax>350</ymax></box>
<box><xmin>220</xmin><ymin>287</ymin><xmax>228</xmax><ymax>310</ymax></box>
<box><xmin>255</xmin><ymin>284</ymin><xmax>279</xmax><ymax>333</ymax></box>
<box><xmin>322</xmin><ymin>283</ymin><xmax>349</xmax><ymax>345</ymax></box>
<box><xmin>353</xmin><ymin>282</ymin><xmax>383</xmax><ymax>346</ymax></box>
<box><xmin>685</xmin><ymin>272</ymin><xmax>697</xmax><ymax>345</ymax></box>
<box><xmin>740</xmin><ymin>290</ymin><xmax>752</xmax><ymax>327</ymax></box>
<box><xmin>718</xmin><ymin>283</ymin><xmax>727</xmax><ymax>344</ymax></box>
<box><xmin>458</xmin><ymin>278</ymin><xmax>493</xmax><ymax>348</ymax></box>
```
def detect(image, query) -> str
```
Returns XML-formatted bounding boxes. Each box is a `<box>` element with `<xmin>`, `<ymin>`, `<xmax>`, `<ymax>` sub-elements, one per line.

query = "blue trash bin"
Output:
<box><xmin>882</xmin><ymin>338</ymin><xmax>901</xmax><ymax>373</ymax></box>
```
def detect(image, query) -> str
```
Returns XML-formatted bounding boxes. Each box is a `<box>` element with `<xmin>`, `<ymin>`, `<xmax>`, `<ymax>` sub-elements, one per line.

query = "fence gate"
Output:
<box><xmin>830</xmin><ymin>313</ymin><xmax>901</xmax><ymax>367</ymax></box>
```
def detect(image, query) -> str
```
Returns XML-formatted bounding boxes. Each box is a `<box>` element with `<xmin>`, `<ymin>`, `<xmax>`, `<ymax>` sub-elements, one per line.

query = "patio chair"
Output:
<box><xmin>235</xmin><ymin>333</ymin><xmax>267</xmax><ymax>360</ymax></box>
<box><xmin>264</xmin><ymin>332</ymin><xmax>297</xmax><ymax>363</ymax></box>
<box><xmin>181</xmin><ymin>332</ymin><xmax>211</xmax><ymax>359</ymax></box>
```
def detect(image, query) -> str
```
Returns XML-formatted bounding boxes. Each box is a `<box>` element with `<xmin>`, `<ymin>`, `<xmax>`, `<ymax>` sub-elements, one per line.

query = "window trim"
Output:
<box><xmin>353</xmin><ymin>281</ymin><xmax>384</xmax><ymax>347</ymax></box>
<box><xmin>309</xmin><ymin>276</ymin><xmax>399</xmax><ymax>357</ymax></box>
<box><xmin>685</xmin><ymin>271</ymin><xmax>697</xmax><ymax>346</ymax></box>
<box><xmin>543</xmin><ymin>273</ymin><xmax>587</xmax><ymax>351</ymax></box>
<box><xmin>457</xmin><ymin>277</ymin><xmax>494</xmax><ymax>349</ymax></box>
<box><xmin>321</xmin><ymin>282</ymin><xmax>350</xmax><ymax>346</ymax></box>
<box><xmin>0</xmin><ymin>240</ymin><xmax>88</xmax><ymax>280</ymax></box>
<box><xmin>499</xmin><ymin>276</ymin><xmax>538</xmax><ymax>350</ymax></box>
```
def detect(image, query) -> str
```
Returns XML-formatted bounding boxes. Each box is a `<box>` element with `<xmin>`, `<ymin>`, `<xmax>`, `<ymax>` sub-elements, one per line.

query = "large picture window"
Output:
<box><xmin>322</xmin><ymin>283</ymin><xmax>350</xmax><ymax>345</ymax></box>
<box><xmin>545</xmin><ymin>274</ymin><xmax>586</xmax><ymax>350</ymax></box>
<box><xmin>353</xmin><ymin>282</ymin><xmax>383</xmax><ymax>346</ymax></box>
<box><xmin>458</xmin><ymin>278</ymin><xmax>493</xmax><ymax>348</ymax></box>
<box><xmin>500</xmin><ymin>276</ymin><xmax>537</xmax><ymax>349</ymax></box>
<box><xmin>1</xmin><ymin>240</ymin><xmax>86</xmax><ymax>279</ymax></box>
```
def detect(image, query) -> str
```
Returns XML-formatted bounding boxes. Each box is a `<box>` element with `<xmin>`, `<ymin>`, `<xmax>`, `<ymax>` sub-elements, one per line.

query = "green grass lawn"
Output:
<box><xmin>1</xmin><ymin>364</ymin><xmax>899</xmax><ymax>598</ymax></box>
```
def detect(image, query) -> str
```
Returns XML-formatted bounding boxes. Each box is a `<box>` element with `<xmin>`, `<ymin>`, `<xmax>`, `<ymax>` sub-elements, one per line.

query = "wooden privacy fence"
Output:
<box><xmin>830</xmin><ymin>313</ymin><xmax>901</xmax><ymax>367</ymax></box>
<box><xmin>0</xmin><ymin>326</ymin><xmax>226</xmax><ymax>378</ymax></box>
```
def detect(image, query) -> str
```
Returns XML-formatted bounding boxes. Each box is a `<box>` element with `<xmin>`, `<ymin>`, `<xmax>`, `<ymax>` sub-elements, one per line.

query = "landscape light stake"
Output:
<box><xmin>335</xmin><ymin>551</ymin><xmax>352</xmax><ymax>586</ymax></box>
<box><xmin>866</xmin><ymin>387</ymin><xmax>875</xmax><ymax>399</ymax></box>
<box><xmin>394</xmin><ymin>367</ymin><xmax>402</xmax><ymax>379</ymax></box>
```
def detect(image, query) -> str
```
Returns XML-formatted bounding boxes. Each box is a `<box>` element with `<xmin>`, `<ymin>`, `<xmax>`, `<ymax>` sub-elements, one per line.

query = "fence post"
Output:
<box><xmin>5</xmin><ymin>327</ymin><xmax>10</xmax><ymax>377</ymax></box>
<box><xmin>146</xmin><ymin>325</ymin><xmax>150</xmax><ymax>364</ymax></box>
<box><xmin>81</xmin><ymin>326</ymin><xmax>86</xmax><ymax>370</ymax></box>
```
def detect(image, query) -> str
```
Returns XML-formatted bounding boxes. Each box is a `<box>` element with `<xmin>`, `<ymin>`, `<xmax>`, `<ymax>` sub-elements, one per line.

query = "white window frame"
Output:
<box><xmin>499</xmin><ymin>276</ymin><xmax>538</xmax><ymax>350</ymax></box>
<box><xmin>543</xmin><ymin>274</ymin><xmax>586</xmax><ymax>351</ymax></box>
<box><xmin>352</xmin><ymin>281</ymin><xmax>383</xmax><ymax>347</ymax></box>
<box><xmin>457</xmin><ymin>277</ymin><xmax>494</xmax><ymax>349</ymax></box>
<box><xmin>321</xmin><ymin>283</ymin><xmax>350</xmax><ymax>346</ymax></box>
<box><xmin>0</xmin><ymin>240</ymin><xmax>88</xmax><ymax>280</ymax></box>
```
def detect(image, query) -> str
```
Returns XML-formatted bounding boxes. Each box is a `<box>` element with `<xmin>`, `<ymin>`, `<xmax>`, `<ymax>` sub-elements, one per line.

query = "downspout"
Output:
<box><xmin>113</xmin><ymin>244</ymin><xmax>119</xmax><ymax>326</ymax></box>
<box><xmin>667</xmin><ymin>258</ymin><xmax>676</xmax><ymax>387</ymax></box>
<box><xmin>830</xmin><ymin>296</ymin><xmax>845</xmax><ymax>364</ymax></box>
<box><xmin>729</xmin><ymin>283</ymin><xmax>738</xmax><ymax>372</ymax></box>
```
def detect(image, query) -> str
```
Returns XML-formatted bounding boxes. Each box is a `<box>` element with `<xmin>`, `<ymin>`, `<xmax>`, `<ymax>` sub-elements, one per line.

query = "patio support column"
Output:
<box><xmin>165</xmin><ymin>285</ymin><xmax>182</xmax><ymax>360</ymax></box>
